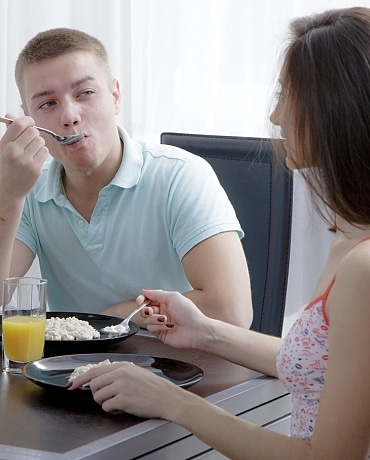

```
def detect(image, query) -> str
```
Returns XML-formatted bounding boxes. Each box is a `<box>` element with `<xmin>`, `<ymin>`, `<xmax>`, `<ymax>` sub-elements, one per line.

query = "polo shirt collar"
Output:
<box><xmin>111</xmin><ymin>126</ymin><xmax>143</xmax><ymax>188</ymax></box>
<box><xmin>35</xmin><ymin>126</ymin><xmax>143</xmax><ymax>203</ymax></box>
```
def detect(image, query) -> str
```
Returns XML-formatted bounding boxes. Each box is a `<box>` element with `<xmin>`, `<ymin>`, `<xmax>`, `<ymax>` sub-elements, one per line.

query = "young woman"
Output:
<box><xmin>68</xmin><ymin>7</ymin><xmax>370</xmax><ymax>459</ymax></box>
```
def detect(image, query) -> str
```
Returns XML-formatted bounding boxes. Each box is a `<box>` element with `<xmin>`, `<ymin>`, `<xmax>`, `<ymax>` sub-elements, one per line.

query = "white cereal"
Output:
<box><xmin>45</xmin><ymin>316</ymin><xmax>100</xmax><ymax>341</ymax></box>
<box><xmin>68</xmin><ymin>359</ymin><xmax>113</xmax><ymax>382</ymax></box>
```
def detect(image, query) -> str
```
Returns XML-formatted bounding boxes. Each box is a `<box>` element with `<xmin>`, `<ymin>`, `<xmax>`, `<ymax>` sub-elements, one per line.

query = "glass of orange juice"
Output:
<box><xmin>2</xmin><ymin>277</ymin><xmax>47</xmax><ymax>373</ymax></box>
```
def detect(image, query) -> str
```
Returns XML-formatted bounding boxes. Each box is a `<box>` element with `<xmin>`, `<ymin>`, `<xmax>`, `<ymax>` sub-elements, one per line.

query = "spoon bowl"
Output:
<box><xmin>100</xmin><ymin>299</ymin><xmax>150</xmax><ymax>337</ymax></box>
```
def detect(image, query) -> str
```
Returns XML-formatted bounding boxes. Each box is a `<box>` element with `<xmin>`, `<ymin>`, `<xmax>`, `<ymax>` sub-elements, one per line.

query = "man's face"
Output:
<box><xmin>21</xmin><ymin>50</ymin><xmax>121</xmax><ymax>174</ymax></box>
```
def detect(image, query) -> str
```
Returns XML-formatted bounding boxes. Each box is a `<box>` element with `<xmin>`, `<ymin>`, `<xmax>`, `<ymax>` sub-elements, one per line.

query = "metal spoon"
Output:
<box><xmin>0</xmin><ymin>116</ymin><xmax>84</xmax><ymax>145</ymax></box>
<box><xmin>101</xmin><ymin>299</ymin><xmax>151</xmax><ymax>337</ymax></box>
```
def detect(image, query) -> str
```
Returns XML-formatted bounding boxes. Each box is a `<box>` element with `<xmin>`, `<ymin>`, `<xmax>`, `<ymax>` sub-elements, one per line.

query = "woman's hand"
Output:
<box><xmin>68</xmin><ymin>290</ymin><xmax>216</xmax><ymax>419</ymax></box>
<box><xmin>139</xmin><ymin>289</ymin><xmax>211</xmax><ymax>350</ymax></box>
<box><xmin>67</xmin><ymin>361</ymin><xmax>185</xmax><ymax>419</ymax></box>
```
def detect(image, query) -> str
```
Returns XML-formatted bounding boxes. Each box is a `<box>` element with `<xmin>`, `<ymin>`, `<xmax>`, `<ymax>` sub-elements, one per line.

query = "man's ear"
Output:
<box><xmin>112</xmin><ymin>79</ymin><xmax>121</xmax><ymax>115</ymax></box>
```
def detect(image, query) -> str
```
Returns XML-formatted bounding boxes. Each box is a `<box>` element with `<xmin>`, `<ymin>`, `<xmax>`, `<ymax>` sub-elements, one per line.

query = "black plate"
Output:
<box><xmin>0</xmin><ymin>312</ymin><xmax>139</xmax><ymax>355</ymax></box>
<box><xmin>23</xmin><ymin>353</ymin><xmax>204</xmax><ymax>393</ymax></box>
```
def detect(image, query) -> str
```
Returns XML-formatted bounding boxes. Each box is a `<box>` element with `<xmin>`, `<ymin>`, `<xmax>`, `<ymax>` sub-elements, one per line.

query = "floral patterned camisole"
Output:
<box><xmin>276</xmin><ymin>238</ymin><xmax>370</xmax><ymax>457</ymax></box>
<box><xmin>276</xmin><ymin>281</ymin><xmax>333</xmax><ymax>440</ymax></box>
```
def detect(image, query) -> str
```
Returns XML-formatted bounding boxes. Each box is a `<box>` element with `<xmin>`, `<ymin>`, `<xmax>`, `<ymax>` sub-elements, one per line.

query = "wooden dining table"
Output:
<box><xmin>0</xmin><ymin>330</ymin><xmax>291</xmax><ymax>460</ymax></box>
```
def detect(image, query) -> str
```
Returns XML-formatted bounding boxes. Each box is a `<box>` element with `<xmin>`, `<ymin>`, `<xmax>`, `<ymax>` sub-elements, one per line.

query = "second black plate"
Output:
<box><xmin>23</xmin><ymin>353</ymin><xmax>204</xmax><ymax>393</ymax></box>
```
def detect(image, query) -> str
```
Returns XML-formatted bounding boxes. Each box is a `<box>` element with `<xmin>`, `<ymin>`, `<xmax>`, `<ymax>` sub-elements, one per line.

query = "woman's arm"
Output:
<box><xmin>69</xmin><ymin>280</ymin><xmax>370</xmax><ymax>459</ymax></box>
<box><xmin>69</xmin><ymin>361</ymin><xmax>312</xmax><ymax>460</ymax></box>
<box><xmin>141</xmin><ymin>289</ymin><xmax>282</xmax><ymax>377</ymax></box>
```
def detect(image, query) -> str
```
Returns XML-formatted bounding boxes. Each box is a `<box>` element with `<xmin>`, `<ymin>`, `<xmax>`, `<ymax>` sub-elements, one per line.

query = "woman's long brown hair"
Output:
<box><xmin>278</xmin><ymin>7</ymin><xmax>370</xmax><ymax>229</ymax></box>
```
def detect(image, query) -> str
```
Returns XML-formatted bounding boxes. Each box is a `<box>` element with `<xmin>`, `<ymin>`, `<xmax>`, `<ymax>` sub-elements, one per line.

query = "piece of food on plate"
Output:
<box><xmin>68</xmin><ymin>359</ymin><xmax>117</xmax><ymax>385</ymax></box>
<box><xmin>45</xmin><ymin>316</ymin><xmax>100</xmax><ymax>341</ymax></box>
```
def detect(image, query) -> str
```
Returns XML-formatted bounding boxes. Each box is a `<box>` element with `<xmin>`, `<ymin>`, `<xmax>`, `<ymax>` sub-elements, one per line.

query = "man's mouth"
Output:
<box><xmin>65</xmin><ymin>135</ymin><xmax>85</xmax><ymax>146</ymax></box>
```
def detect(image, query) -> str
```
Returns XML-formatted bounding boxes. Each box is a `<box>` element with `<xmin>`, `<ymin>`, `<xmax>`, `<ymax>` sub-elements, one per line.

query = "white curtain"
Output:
<box><xmin>1</xmin><ymin>0</ymin><xmax>365</xmax><ymax>331</ymax></box>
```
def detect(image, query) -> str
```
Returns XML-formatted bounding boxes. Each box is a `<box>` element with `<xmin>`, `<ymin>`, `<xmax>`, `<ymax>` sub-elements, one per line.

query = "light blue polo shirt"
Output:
<box><xmin>16</xmin><ymin>127</ymin><xmax>243</xmax><ymax>313</ymax></box>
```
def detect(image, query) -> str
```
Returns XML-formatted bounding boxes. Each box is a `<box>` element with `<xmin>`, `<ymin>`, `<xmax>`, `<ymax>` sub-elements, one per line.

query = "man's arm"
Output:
<box><xmin>181</xmin><ymin>231</ymin><xmax>252</xmax><ymax>328</ymax></box>
<box><xmin>0</xmin><ymin>116</ymin><xmax>49</xmax><ymax>298</ymax></box>
<box><xmin>0</xmin><ymin>213</ymin><xmax>38</xmax><ymax>301</ymax></box>
<box><xmin>102</xmin><ymin>232</ymin><xmax>252</xmax><ymax>329</ymax></box>
<box><xmin>0</xmin><ymin>197</ymin><xmax>28</xmax><ymax>288</ymax></box>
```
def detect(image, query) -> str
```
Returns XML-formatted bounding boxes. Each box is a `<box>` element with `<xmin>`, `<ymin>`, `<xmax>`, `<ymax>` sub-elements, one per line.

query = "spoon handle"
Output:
<box><xmin>1</xmin><ymin>116</ymin><xmax>53</xmax><ymax>137</ymax></box>
<box><xmin>125</xmin><ymin>298</ymin><xmax>151</xmax><ymax>323</ymax></box>
<box><xmin>1</xmin><ymin>116</ymin><xmax>83</xmax><ymax>145</ymax></box>
<box><xmin>0</xmin><ymin>116</ymin><xmax>13</xmax><ymax>125</ymax></box>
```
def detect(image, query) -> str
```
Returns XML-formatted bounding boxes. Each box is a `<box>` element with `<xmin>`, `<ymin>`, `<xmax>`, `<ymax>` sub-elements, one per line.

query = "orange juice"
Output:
<box><xmin>2</xmin><ymin>316</ymin><xmax>46</xmax><ymax>362</ymax></box>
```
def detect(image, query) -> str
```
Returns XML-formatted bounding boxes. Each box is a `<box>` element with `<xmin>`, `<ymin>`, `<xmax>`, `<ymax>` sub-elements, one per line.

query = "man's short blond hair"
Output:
<box><xmin>15</xmin><ymin>28</ymin><xmax>113</xmax><ymax>100</ymax></box>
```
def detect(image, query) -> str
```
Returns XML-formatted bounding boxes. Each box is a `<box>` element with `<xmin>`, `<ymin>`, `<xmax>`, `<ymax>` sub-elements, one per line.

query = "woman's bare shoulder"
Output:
<box><xmin>328</xmin><ymin>238</ymin><xmax>370</xmax><ymax>321</ymax></box>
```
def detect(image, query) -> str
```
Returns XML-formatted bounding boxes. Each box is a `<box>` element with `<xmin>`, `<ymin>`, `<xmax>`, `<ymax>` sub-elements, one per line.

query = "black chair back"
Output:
<box><xmin>161</xmin><ymin>132</ymin><xmax>293</xmax><ymax>336</ymax></box>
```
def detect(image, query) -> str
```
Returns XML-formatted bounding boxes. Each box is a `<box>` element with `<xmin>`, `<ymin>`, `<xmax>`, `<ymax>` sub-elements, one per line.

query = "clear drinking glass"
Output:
<box><xmin>2</xmin><ymin>277</ymin><xmax>47</xmax><ymax>373</ymax></box>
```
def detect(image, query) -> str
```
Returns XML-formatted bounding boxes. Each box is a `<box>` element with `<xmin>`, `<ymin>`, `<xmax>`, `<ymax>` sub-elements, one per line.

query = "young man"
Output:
<box><xmin>0</xmin><ymin>28</ymin><xmax>252</xmax><ymax>328</ymax></box>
